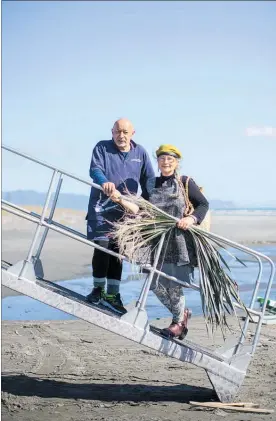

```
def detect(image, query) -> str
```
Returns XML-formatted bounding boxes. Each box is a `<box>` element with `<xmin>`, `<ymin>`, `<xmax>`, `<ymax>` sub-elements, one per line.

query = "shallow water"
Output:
<box><xmin>2</xmin><ymin>245</ymin><xmax>276</xmax><ymax>322</ymax></box>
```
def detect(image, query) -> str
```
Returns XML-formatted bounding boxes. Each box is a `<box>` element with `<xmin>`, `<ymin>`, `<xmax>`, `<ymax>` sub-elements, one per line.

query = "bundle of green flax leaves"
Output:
<box><xmin>112</xmin><ymin>194</ymin><xmax>251</xmax><ymax>337</ymax></box>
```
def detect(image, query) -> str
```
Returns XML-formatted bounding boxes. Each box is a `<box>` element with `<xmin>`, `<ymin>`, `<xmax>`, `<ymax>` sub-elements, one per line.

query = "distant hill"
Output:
<box><xmin>2</xmin><ymin>190</ymin><xmax>89</xmax><ymax>211</ymax></box>
<box><xmin>2</xmin><ymin>190</ymin><xmax>274</xmax><ymax>211</ymax></box>
<box><xmin>208</xmin><ymin>200</ymin><xmax>236</xmax><ymax>210</ymax></box>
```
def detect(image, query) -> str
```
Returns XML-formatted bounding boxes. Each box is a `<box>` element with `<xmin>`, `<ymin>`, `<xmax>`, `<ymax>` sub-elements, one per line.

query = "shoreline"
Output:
<box><xmin>2</xmin><ymin>208</ymin><xmax>276</xmax><ymax>299</ymax></box>
<box><xmin>2</xmin><ymin>241</ymin><xmax>275</xmax><ymax>300</ymax></box>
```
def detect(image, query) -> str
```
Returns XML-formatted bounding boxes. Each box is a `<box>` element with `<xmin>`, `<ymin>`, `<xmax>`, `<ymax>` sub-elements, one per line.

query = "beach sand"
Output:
<box><xmin>1</xmin><ymin>318</ymin><xmax>276</xmax><ymax>421</ymax></box>
<box><xmin>210</xmin><ymin>210</ymin><xmax>276</xmax><ymax>245</ymax></box>
<box><xmin>2</xmin><ymin>207</ymin><xmax>276</xmax><ymax>420</ymax></box>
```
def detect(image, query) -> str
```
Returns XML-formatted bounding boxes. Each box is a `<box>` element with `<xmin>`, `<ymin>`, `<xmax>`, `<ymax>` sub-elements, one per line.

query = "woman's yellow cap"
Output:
<box><xmin>156</xmin><ymin>144</ymin><xmax>182</xmax><ymax>159</ymax></box>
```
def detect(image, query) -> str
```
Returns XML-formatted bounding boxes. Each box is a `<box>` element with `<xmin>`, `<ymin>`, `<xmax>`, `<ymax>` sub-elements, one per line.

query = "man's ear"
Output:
<box><xmin>132</xmin><ymin>130</ymin><xmax>136</xmax><ymax>135</ymax></box>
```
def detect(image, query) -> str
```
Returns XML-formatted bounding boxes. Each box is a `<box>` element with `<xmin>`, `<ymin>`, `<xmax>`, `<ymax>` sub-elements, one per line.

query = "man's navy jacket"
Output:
<box><xmin>86</xmin><ymin>139</ymin><xmax>155</xmax><ymax>233</ymax></box>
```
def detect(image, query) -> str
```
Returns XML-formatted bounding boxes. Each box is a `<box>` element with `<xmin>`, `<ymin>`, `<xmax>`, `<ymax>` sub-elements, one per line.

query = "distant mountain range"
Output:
<box><xmin>2</xmin><ymin>190</ymin><xmax>89</xmax><ymax>211</ymax></box>
<box><xmin>2</xmin><ymin>190</ymin><xmax>275</xmax><ymax>210</ymax></box>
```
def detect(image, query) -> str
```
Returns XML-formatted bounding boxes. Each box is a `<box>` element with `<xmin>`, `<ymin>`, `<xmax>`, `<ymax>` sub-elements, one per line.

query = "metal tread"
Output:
<box><xmin>1</xmin><ymin>260</ymin><xmax>120</xmax><ymax>319</ymax></box>
<box><xmin>149</xmin><ymin>325</ymin><xmax>224</xmax><ymax>362</ymax></box>
<box><xmin>36</xmin><ymin>278</ymin><xmax>122</xmax><ymax>319</ymax></box>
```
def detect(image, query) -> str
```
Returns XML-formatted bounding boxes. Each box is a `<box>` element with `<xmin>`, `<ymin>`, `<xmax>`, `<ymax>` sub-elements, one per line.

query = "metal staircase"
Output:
<box><xmin>2</xmin><ymin>144</ymin><xmax>275</xmax><ymax>403</ymax></box>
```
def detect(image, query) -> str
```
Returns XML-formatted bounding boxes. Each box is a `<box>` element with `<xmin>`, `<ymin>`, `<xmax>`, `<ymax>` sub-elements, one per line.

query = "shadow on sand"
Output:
<box><xmin>1</xmin><ymin>373</ymin><xmax>216</xmax><ymax>403</ymax></box>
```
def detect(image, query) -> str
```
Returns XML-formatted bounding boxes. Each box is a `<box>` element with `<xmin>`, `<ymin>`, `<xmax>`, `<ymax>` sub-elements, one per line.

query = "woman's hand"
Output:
<box><xmin>109</xmin><ymin>189</ymin><xmax>122</xmax><ymax>203</ymax></box>
<box><xmin>110</xmin><ymin>190</ymin><xmax>140</xmax><ymax>214</ymax></box>
<box><xmin>177</xmin><ymin>216</ymin><xmax>196</xmax><ymax>230</ymax></box>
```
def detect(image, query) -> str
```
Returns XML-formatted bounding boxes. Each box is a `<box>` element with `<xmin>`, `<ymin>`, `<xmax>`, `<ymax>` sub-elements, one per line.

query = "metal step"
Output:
<box><xmin>149</xmin><ymin>326</ymin><xmax>224</xmax><ymax>362</ymax></box>
<box><xmin>35</xmin><ymin>277</ymin><xmax>122</xmax><ymax>319</ymax></box>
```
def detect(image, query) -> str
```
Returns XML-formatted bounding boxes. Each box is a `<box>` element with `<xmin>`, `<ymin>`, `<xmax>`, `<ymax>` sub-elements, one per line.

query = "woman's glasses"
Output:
<box><xmin>157</xmin><ymin>156</ymin><xmax>176</xmax><ymax>163</ymax></box>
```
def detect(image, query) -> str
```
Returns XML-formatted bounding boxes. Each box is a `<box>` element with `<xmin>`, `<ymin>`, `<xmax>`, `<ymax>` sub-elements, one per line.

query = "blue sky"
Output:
<box><xmin>2</xmin><ymin>1</ymin><xmax>276</xmax><ymax>204</ymax></box>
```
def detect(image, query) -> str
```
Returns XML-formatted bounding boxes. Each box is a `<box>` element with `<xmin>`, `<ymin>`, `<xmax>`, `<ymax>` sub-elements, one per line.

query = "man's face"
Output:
<box><xmin>112</xmin><ymin>121</ymin><xmax>134</xmax><ymax>151</ymax></box>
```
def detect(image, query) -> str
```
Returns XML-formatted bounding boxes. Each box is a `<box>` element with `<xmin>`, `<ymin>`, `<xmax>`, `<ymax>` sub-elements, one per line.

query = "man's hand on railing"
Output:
<box><xmin>102</xmin><ymin>182</ymin><xmax>116</xmax><ymax>196</ymax></box>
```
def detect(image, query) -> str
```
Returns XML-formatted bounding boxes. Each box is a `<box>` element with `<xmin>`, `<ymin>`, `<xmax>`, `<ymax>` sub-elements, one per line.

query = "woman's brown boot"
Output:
<box><xmin>161</xmin><ymin>309</ymin><xmax>192</xmax><ymax>340</ymax></box>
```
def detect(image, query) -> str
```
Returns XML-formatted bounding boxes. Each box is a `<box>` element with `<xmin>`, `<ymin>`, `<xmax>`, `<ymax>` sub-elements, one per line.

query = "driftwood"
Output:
<box><xmin>189</xmin><ymin>401</ymin><xmax>274</xmax><ymax>414</ymax></box>
<box><xmin>196</xmin><ymin>401</ymin><xmax>259</xmax><ymax>408</ymax></box>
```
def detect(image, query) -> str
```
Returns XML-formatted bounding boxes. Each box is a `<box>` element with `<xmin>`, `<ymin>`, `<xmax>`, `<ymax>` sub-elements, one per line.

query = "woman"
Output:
<box><xmin>146</xmin><ymin>144</ymin><xmax>209</xmax><ymax>339</ymax></box>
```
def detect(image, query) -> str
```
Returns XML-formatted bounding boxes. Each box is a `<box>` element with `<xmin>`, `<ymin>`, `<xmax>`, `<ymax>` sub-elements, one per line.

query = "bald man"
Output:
<box><xmin>86</xmin><ymin>118</ymin><xmax>155</xmax><ymax>314</ymax></box>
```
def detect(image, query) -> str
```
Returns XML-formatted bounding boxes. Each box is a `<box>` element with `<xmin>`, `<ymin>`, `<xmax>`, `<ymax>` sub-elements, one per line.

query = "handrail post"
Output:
<box><xmin>19</xmin><ymin>170</ymin><xmax>59</xmax><ymax>278</ymax></box>
<box><xmin>252</xmin><ymin>259</ymin><xmax>275</xmax><ymax>352</ymax></box>
<box><xmin>121</xmin><ymin>233</ymin><xmax>166</xmax><ymax>329</ymax></box>
<box><xmin>235</xmin><ymin>256</ymin><xmax>263</xmax><ymax>353</ymax></box>
<box><xmin>33</xmin><ymin>174</ymin><xmax>63</xmax><ymax>266</ymax></box>
<box><xmin>138</xmin><ymin>233</ymin><xmax>166</xmax><ymax>311</ymax></box>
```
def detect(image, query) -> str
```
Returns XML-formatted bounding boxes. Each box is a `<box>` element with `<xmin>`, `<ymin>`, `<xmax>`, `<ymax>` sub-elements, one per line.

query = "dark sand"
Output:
<box><xmin>1</xmin><ymin>318</ymin><xmax>276</xmax><ymax>421</ymax></box>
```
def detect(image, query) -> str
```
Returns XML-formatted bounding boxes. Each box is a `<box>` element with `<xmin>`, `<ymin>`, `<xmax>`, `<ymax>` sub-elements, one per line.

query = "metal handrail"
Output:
<box><xmin>2</xmin><ymin>144</ymin><xmax>275</xmax><ymax>354</ymax></box>
<box><xmin>2</xmin><ymin>144</ymin><xmax>100</xmax><ymax>189</ymax></box>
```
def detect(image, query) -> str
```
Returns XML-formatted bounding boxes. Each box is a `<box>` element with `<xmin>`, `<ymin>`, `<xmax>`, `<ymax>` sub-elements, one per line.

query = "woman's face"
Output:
<box><xmin>158</xmin><ymin>155</ymin><xmax>178</xmax><ymax>176</ymax></box>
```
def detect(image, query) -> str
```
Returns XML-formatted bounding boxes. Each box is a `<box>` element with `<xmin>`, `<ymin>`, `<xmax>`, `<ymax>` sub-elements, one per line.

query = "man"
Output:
<box><xmin>86</xmin><ymin>118</ymin><xmax>155</xmax><ymax>314</ymax></box>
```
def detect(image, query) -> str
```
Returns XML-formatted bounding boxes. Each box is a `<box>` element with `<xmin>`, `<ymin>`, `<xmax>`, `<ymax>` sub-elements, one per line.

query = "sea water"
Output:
<box><xmin>2</xmin><ymin>245</ymin><xmax>276</xmax><ymax>322</ymax></box>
